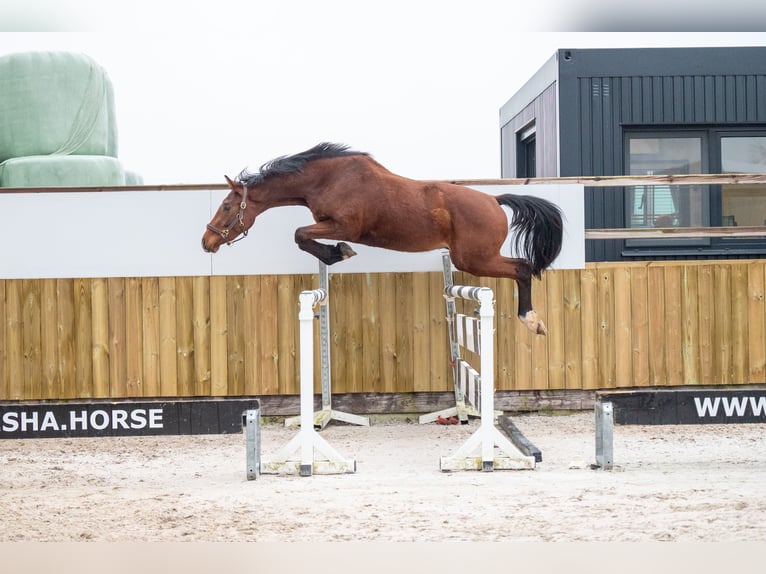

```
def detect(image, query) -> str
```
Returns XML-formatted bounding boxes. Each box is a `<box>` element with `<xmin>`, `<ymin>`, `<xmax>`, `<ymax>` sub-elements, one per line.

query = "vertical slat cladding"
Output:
<box><xmin>630</xmin><ymin>266</ymin><xmax>649</xmax><ymax>387</ymax></box>
<box><xmin>362</xmin><ymin>272</ymin><xmax>382</xmax><ymax>393</ymax></box>
<box><xmin>276</xmin><ymin>275</ymin><xmax>296</xmax><ymax>395</ymax></box>
<box><xmin>90</xmin><ymin>278</ymin><xmax>109</xmax><ymax>398</ymax></box>
<box><xmin>731</xmin><ymin>264</ymin><xmax>749</xmax><ymax>385</ymax></box>
<box><xmin>329</xmin><ymin>274</ymin><xmax>347</xmax><ymax>393</ymax></box>
<box><xmin>258</xmin><ymin>275</ymin><xmax>279</xmax><ymax>395</ymax></box>
<box><xmin>21</xmin><ymin>280</ymin><xmax>42</xmax><ymax>399</ymax></box>
<box><xmin>646</xmin><ymin>266</ymin><xmax>666</xmax><ymax>386</ymax></box>
<box><xmin>746</xmin><ymin>76</ymin><xmax>757</xmax><ymax>122</ymax></box>
<box><xmin>697</xmin><ymin>265</ymin><xmax>715</xmax><ymax>385</ymax></box>
<box><xmin>562</xmin><ymin>270</ymin><xmax>582</xmax><ymax>389</ymax></box>
<box><xmin>141</xmin><ymin>277</ymin><xmax>160</xmax><ymax>396</ymax></box>
<box><xmin>682</xmin><ymin>266</ymin><xmax>700</xmax><ymax>386</ymax></box>
<box><xmin>748</xmin><ymin>262</ymin><xmax>766</xmax><ymax>382</ymax></box>
<box><xmin>106</xmin><ymin>277</ymin><xmax>127</xmax><ymax>397</ymax></box>
<box><xmin>41</xmin><ymin>279</ymin><xmax>59</xmax><ymax>398</ymax></box>
<box><xmin>412</xmin><ymin>273</ymin><xmax>431</xmax><ymax>392</ymax></box>
<box><xmin>613</xmin><ymin>266</ymin><xmax>632</xmax><ymax>387</ymax></box>
<box><xmin>226</xmin><ymin>275</ymin><xmax>245</xmax><ymax>396</ymax></box>
<box><xmin>108</xmin><ymin>277</ymin><xmax>127</xmax><ymax>397</ymax></box>
<box><xmin>546</xmin><ymin>270</ymin><xmax>566</xmax><ymax>389</ymax></box>
<box><xmin>579</xmin><ymin>268</ymin><xmax>599</xmax><ymax>388</ymax></box>
<box><xmin>192</xmin><ymin>276</ymin><xmax>211</xmax><ymax>395</ymax></box>
<box><xmin>428</xmin><ymin>271</ymin><xmax>448</xmax><ymax>391</ymax></box>
<box><xmin>56</xmin><ymin>280</ymin><xmax>76</xmax><ymax>399</ymax></box>
<box><xmin>6</xmin><ymin>281</ymin><xmax>23</xmax><ymax>399</ymax></box>
<box><xmin>242</xmin><ymin>275</ymin><xmax>261</xmax><ymax>395</ymax></box>
<box><xmin>495</xmin><ymin>274</ymin><xmax>515</xmax><ymax>390</ymax></box>
<box><xmin>663</xmin><ymin>76</ymin><xmax>674</xmax><ymax>122</ymax></box>
<box><xmin>0</xmin><ymin>281</ymin><xmax>5</xmax><ymax>399</ymax></box>
<box><xmin>532</xmin><ymin>275</ymin><xmax>549</xmax><ymax>389</ymax></box>
<box><xmin>597</xmin><ymin>267</ymin><xmax>615</xmax><ymax>388</ymax></box>
<box><xmin>346</xmin><ymin>273</ymin><xmax>365</xmax><ymax>393</ymax></box>
<box><xmin>757</xmin><ymin>76</ymin><xmax>766</xmax><ymax>120</ymax></box>
<box><xmin>378</xmin><ymin>273</ymin><xmax>397</xmax><ymax>393</ymax></box>
<box><xmin>663</xmin><ymin>267</ymin><xmax>684</xmax><ymax>386</ymax></box>
<box><xmin>74</xmin><ymin>278</ymin><xmax>93</xmax><ymax>398</ymax></box>
<box><xmin>175</xmin><ymin>276</ymin><xmax>194</xmax><ymax>396</ymax></box>
<box><xmin>209</xmin><ymin>276</ymin><xmax>228</xmax><ymax>396</ymax></box>
<box><xmin>395</xmin><ymin>273</ymin><xmax>414</xmax><ymax>392</ymax></box>
<box><xmin>125</xmin><ymin>278</ymin><xmax>143</xmax><ymax>396</ymax></box>
<box><xmin>714</xmin><ymin>265</ymin><xmax>733</xmax><ymax>384</ymax></box>
<box><xmin>158</xmin><ymin>277</ymin><xmax>178</xmax><ymax>396</ymax></box>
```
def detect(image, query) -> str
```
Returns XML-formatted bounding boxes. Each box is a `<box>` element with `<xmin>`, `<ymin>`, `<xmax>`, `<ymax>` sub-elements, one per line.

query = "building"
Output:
<box><xmin>500</xmin><ymin>47</ymin><xmax>766</xmax><ymax>262</ymax></box>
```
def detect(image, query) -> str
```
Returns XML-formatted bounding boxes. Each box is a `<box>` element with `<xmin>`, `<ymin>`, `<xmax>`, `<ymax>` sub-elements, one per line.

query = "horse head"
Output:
<box><xmin>201</xmin><ymin>175</ymin><xmax>255</xmax><ymax>253</ymax></box>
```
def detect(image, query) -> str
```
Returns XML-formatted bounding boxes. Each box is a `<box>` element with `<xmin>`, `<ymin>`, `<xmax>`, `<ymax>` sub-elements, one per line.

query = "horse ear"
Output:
<box><xmin>224</xmin><ymin>175</ymin><xmax>236</xmax><ymax>189</ymax></box>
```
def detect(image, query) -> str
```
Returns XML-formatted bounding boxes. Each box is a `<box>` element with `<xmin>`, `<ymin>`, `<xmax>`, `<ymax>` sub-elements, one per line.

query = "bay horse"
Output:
<box><xmin>202</xmin><ymin>143</ymin><xmax>562</xmax><ymax>334</ymax></box>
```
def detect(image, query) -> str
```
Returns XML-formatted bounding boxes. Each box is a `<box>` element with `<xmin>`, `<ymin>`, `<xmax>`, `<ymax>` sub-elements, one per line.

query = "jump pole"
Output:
<box><xmin>419</xmin><ymin>253</ymin><xmax>479</xmax><ymax>425</ymax></box>
<box><xmin>438</xmin><ymin>283</ymin><xmax>535</xmax><ymax>472</ymax></box>
<box><xmin>261</xmin><ymin>288</ymin><xmax>356</xmax><ymax>476</ymax></box>
<box><xmin>284</xmin><ymin>262</ymin><xmax>369</xmax><ymax>430</ymax></box>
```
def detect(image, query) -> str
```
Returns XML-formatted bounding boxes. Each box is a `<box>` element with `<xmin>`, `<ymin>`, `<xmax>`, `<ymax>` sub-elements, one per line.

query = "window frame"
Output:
<box><xmin>622</xmin><ymin>126</ymin><xmax>766</xmax><ymax>257</ymax></box>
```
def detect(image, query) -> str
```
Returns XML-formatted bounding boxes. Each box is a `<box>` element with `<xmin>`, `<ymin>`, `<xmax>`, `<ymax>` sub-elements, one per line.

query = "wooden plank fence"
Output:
<box><xmin>2</xmin><ymin>174</ymin><xmax>765</xmax><ymax>403</ymax></box>
<box><xmin>2</xmin><ymin>259</ymin><xmax>765</xmax><ymax>401</ymax></box>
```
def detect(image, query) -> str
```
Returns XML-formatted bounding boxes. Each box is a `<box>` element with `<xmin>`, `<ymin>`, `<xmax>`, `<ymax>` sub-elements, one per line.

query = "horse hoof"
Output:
<box><xmin>521</xmin><ymin>311</ymin><xmax>547</xmax><ymax>336</ymax></box>
<box><xmin>338</xmin><ymin>242</ymin><xmax>357</xmax><ymax>259</ymax></box>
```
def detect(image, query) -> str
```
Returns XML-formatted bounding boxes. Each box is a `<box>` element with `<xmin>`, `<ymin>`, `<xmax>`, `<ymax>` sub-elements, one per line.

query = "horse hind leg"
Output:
<box><xmin>453</xmin><ymin>253</ymin><xmax>547</xmax><ymax>335</ymax></box>
<box><xmin>294</xmin><ymin>222</ymin><xmax>358</xmax><ymax>266</ymax></box>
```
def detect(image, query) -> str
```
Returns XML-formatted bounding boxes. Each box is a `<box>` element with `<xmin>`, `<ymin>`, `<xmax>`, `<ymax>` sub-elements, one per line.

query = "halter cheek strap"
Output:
<box><xmin>206</xmin><ymin>184</ymin><xmax>250</xmax><ymax>244</ymax></box>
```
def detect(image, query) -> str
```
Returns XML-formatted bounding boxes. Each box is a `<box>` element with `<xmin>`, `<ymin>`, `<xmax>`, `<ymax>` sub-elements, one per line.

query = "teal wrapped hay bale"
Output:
<box><xmin>0</xmin><ymin>51</ymin><xmax>119</xmax><ymax>163</ymax></box>
<box><xmin>0</xmin><ymin>155</ymin><xmax>127</xmax><ymax>187</ymax></box>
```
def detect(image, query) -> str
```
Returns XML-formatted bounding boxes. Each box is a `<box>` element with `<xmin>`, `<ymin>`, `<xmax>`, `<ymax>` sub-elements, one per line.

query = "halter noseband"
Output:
<box><xmin>206</xmin><ymin>184</ymin><xmax>249</xmax><ymax>245</ymax></box>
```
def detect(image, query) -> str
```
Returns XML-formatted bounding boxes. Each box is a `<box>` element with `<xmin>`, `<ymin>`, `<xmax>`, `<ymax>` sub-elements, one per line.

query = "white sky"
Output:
<box><xmin>1</xmin><ymin>2</ymin><xmax>765</xmax><ymax>184</ymax></box>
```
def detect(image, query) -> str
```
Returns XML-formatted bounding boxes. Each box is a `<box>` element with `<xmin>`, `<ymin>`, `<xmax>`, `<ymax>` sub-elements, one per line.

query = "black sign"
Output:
<box><xmin>0</xmin><ymin>397</ymin><xmax>260</xmax><ymax>439</ymax></box>
<box><xmin>597</xmin><ymin>388</ymin><xmax>766</xmax><ymax>425</ymax></box>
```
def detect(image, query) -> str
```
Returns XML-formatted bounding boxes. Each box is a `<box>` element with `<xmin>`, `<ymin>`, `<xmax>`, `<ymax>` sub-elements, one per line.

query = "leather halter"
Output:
<box><xmin>206</xmin><ymin>184</ymin><xmax>249</xmax><ymax>244</ymax></box>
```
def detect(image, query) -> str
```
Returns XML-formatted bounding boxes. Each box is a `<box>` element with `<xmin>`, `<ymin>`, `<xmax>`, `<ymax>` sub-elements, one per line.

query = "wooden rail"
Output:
<box><xmin>6</xmin><ymin>173</ymin><xmax>764</xmax><ymax>240</ymax></box>
<box><xmin>2</xmin><ymin>172</ymin><xmax>765</xmax><ymax>194</ymax></box>
<box><xmin>586</xmin><ymin>226</ymin><xmax>766</xmax><ymax>239</ymax></box>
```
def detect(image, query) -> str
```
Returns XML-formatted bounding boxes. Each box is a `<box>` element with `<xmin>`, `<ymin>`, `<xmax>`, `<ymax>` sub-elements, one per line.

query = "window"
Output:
<box><xmin>517</xmin><ymin>123</ymin><xmax>536</xmax><ymax>178</ymax></box>
<box><xmin>624</xmin><ymin>128</ymin><xmax>766</xmax><ymax>256</ymax></box>
<box><xmin>625</xmin><ymin>134</ymin><xmax>709</xmax><ymax>247</ymax></box>
<box><xmin>720</xmin><ymin>136</ymin><xmax>766</xmax><ymax>227</ymax></box>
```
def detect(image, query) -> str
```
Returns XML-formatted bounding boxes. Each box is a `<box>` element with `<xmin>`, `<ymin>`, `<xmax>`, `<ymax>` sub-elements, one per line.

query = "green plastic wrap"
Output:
<box><xmin>0</xmin><ymin>155</ymin><xmax>127</xmax><ymax>187</ymax></box>
<box><xmin>0</xmin><ymin>51</ymin><xmax>118</xmax><ymax>163</ymax></box>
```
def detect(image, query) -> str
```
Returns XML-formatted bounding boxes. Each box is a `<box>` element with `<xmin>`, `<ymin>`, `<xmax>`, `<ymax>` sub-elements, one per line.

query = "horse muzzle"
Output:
<box><xmin>201</xmin><ymin>234</ymin><xmax>220</xmax><ymax>253</ymax></box>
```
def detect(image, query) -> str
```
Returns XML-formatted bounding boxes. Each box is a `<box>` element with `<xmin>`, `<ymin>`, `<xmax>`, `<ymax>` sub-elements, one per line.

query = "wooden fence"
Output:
<box><xmin>1</xmin><ymin>174</ymin><xmax>765</xmax><ymax>402</ymax></box>
<box><xmin>2</xmin><ymin>259</ymin><xmax>765</xmax><ymax>401</ymax></box>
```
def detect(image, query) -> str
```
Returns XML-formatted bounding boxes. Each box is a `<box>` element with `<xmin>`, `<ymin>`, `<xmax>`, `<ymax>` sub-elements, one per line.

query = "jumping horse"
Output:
<box><xmin>202</xmin><ymin>143</ymin><xmax>563</xmax><ymax>334</ymax></box>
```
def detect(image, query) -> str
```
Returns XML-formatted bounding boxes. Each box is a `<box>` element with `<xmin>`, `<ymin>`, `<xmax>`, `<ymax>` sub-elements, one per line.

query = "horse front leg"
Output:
<box><xmin>294</xmin><ymin>222</ymin><xmax>357</xmax><ymax>265</ymax></box>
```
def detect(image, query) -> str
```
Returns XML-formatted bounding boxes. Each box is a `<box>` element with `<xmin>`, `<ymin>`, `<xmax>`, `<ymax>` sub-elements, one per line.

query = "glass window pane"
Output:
<box><xmin>721</xmin><ymin>137</ymin><xmax>766</xmax><ymax>227</ymax></box>
<box><xmin>626</xmin><ymin>137</ymin><xmax>705</xmax><ymax>229</ymax></box>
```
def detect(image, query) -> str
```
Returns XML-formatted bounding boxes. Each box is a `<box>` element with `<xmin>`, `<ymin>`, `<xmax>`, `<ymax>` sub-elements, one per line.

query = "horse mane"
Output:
<box><xmin>237</xmin><ymin>142</ymin><xmax>370</xmax><ymax>186</ymax></box>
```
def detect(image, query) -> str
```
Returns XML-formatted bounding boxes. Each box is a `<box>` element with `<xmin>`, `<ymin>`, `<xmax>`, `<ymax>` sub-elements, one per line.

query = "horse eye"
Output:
<box><xmin>222</xmin><ymin>204</ymin><xmax>232</xmax><ymax>213</ymax></box>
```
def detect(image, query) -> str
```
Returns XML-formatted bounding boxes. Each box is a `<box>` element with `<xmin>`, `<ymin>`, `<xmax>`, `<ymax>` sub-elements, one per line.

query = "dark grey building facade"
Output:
<box><xmin>500</xmin><ymin>47</ymin><xmax>766</xmax><ymax>262</ymax></box>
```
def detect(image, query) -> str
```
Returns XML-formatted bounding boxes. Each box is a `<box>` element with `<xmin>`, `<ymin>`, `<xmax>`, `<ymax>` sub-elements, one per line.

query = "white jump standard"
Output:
<box><xmin>438</xmin><ymin>283</ymin><xmax>536</xmax><ymax>472</ymax></box>
<box><xmin>261</xmin><ymin>288</ymin><xmax>356</xmax><ymax>476</ymax></box>
<box><xmin>284</xmin><ymin>262</ymin><xmax>369</xmax><ymax>430</ymax></box>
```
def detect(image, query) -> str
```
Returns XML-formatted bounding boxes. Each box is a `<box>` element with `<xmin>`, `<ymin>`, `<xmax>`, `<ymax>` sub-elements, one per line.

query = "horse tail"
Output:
<box><xmin>495</xmin><ymin>194</ymin><xmax>563</xmax><ymax>278</ymax></box>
